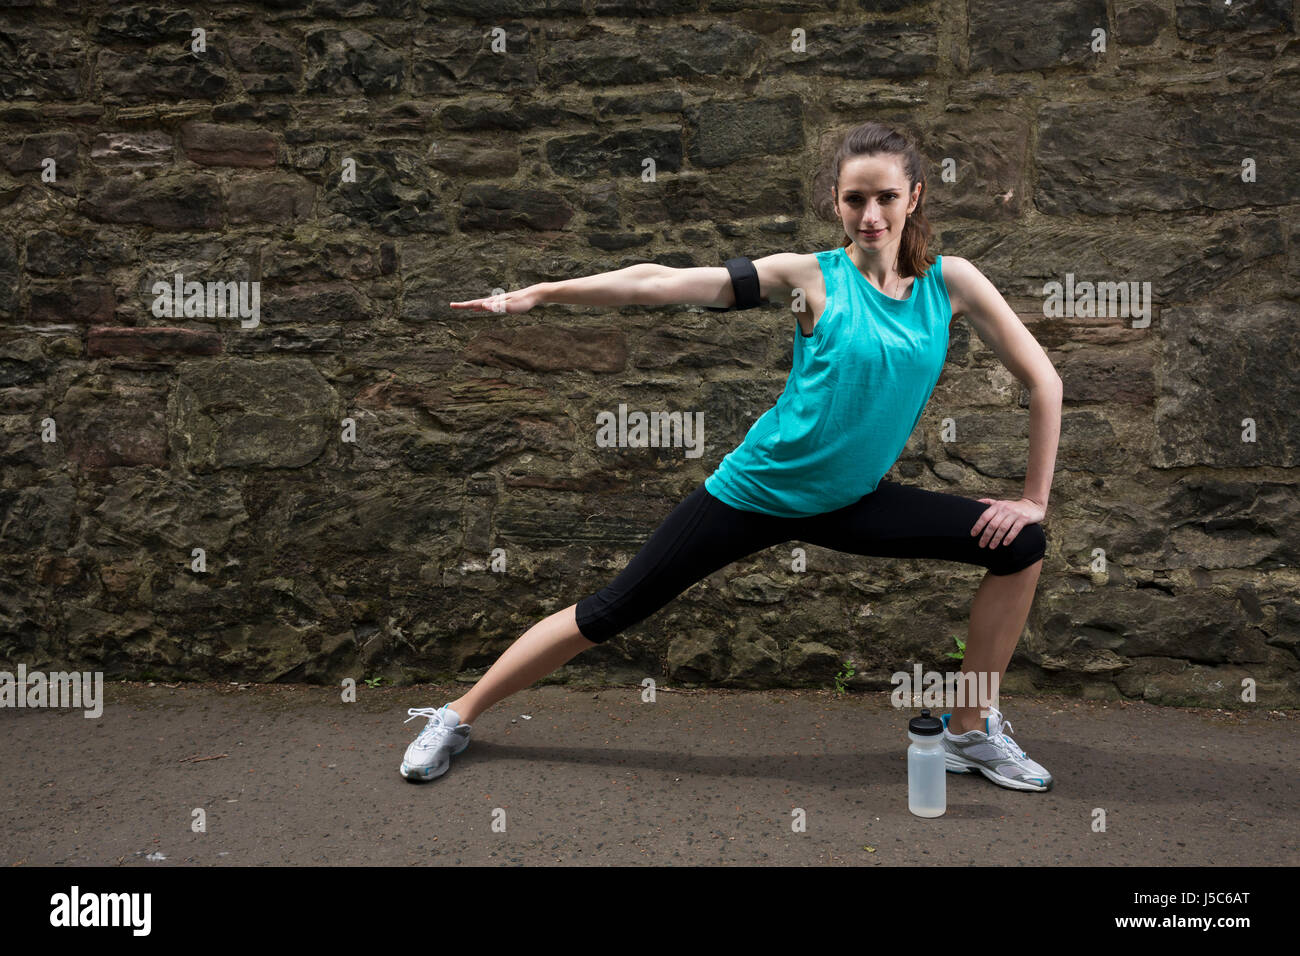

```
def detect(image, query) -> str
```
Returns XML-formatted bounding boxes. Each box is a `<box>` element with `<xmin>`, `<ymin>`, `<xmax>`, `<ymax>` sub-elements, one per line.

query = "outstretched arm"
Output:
<box><xmin>451</xmin><ymin>262</ymin><xmax>736</xmax><ymax>313</ymax></box>
<box><xmin>450</xmin><ymin>255</ymin><xmax>802</xmax><ymax>314</ymax></box>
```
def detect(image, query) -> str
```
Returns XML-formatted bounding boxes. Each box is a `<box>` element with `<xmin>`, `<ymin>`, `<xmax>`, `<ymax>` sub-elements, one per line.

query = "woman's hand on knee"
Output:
<box><xmin>971</xmin><ymin>497</ymin><xmax>1045</xmax><ymax>549</ymax></box>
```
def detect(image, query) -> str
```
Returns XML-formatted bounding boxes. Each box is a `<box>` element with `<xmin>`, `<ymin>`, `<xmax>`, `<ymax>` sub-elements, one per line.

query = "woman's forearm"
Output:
<box><xmin>1022</xmin><ymin>381</ymin><xmax>1062</xmax><ymax>510</ymax></box>
<box><xmin>537</xmin><ymin>263</ymin><xmax>669</xmax><ymax>307</ymax></box>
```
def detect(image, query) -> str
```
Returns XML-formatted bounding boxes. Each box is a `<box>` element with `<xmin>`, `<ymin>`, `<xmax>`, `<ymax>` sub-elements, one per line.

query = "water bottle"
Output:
<box><xmin>907</xmin><ymin>708</ymin><xmax>946</xmax><ymax>817</ymax></box>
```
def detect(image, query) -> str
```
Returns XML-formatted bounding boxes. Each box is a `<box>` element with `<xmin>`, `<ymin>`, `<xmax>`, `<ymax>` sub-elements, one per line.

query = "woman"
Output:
<box><xmin>402</xmin><ymin>122</ymin><xmax>1063</xmax><ymax>793</ymax></box>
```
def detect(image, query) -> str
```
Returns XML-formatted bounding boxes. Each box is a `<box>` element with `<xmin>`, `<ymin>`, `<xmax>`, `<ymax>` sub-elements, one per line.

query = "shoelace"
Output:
<box><xmin>405</xmin><ymin>707</ymin><xmax>455</xmax><ymax>748</ymax></box>
<box><xmin>987</xmin><ymin>713</ymin><xmax>1027</xmax><ymax>759</ymax></box>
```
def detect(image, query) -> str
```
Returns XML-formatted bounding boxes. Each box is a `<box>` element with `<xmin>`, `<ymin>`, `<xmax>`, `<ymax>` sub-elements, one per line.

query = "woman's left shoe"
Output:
<box><xmin>940</xmin><ymin>706</ymin><xmax>1053</xmax><ymax>791</ymax></box>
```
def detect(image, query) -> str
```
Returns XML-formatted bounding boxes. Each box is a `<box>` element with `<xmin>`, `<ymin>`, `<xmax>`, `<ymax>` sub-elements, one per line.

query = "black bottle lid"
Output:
<box><xmin>909</xmin><ymin>708</ymin><xmax>943</xmax><ymax>736</ymax></box>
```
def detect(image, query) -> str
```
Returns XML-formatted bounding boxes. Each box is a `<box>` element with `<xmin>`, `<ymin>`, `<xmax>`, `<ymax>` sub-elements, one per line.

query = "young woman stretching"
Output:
<box><xmin>402</xmin><ymin>122</ymin><xmax>1063</xmax><ymax>792</ymax></box>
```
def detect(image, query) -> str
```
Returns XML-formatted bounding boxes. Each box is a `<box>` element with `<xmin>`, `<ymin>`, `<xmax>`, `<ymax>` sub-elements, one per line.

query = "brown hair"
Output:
<box><xmin>818</xmin><ymin>122</ymin><xmax>935</xmax><ymax>279</ymax></box>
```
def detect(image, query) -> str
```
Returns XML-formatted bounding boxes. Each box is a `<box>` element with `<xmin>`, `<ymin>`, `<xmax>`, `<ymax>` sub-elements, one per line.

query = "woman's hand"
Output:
<box><xmin>970</xmin><ymin>496</ymin><xmax>1045</xmax><ymax>549</ymax></box>
<box><xmin>449</xmin><ymin>284</ymin><xmax>547</xmax><ymax>314</ymax></box>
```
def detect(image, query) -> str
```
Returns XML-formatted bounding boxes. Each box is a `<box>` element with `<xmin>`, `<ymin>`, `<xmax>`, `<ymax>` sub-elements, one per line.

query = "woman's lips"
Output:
<box><xmin>860</xmin><ymin>229</ymin><xmax>883</xmax><ymax>238</ymax></box>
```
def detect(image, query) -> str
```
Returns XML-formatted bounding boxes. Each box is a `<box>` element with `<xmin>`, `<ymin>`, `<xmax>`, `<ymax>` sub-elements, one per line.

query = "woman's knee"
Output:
<box><xmin>575</xmin><ymin>594</ymin><xmax>618</xmax><ymax>644</ymax></box>
<box><xmin>989</xmin><ymin>521</ymin><xmax>1047</xmax><ymax>575</ymax></box>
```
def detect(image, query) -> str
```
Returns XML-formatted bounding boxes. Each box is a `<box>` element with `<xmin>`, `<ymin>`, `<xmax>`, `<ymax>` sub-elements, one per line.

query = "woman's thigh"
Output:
<box><xmin>797</xmin><ymin>478</ymin><xmax>1047</xmax><ymax>575</ymax></box>
<box><xmin>575</xmin><ymin>482</ymin><xmax>794</xmax><ymax>643</ymax></box>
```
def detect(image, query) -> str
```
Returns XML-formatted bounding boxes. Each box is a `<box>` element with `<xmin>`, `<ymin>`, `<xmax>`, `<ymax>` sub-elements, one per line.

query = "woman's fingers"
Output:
<box><xmin>971</xmin><ymin>497</ymin><xmax>1043</xmax><ymax>548</ymax></box>
<box><xmin>988</xmin><ymin>514</ymin><xmax>1024</xmax><ymax>549</ymax></box>
<box><xmin>979</xmin><ymin>510</ymin><xmax>1005</xmax><ymax>547</ymax></box>
<box><xmin>974</xmin><ymin>503</ymin><xmax>1034</xmax><ymax>548</ymax></box>
<box><xmin>450</xmin><ymin>291</ymin><xmax>524</xmax><ymax>313</ymax></box>
<box><xmin>451</xmin><ymin>283</ymin><xmax>546</xmax><ymax>313</ymax></box>
<box><xmin>450</xmin><ymin>296</ymin><xmax>506</xmax><ymax>311</ymax></box>
<box><xmin>976</xmin><ymin>503</ymin><xmax>1012</xmax><ymax>547</ymax></box>
<box><xmin>971</xmin><ymin>500</ymin><xmax>1000</xmax><ymax>542</ymax></box>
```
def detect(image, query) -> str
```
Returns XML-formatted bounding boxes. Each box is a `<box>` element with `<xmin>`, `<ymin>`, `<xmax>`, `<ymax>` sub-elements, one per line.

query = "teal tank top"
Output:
<box><xmin>704</xmin><ymin>246</ymin><xmax>952</xmax><ymax>517</ymax></box>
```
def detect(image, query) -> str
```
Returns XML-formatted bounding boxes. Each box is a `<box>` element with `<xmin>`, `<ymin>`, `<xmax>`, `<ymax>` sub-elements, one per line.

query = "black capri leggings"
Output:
<box><xmin>574</xmin><ymin>478</ymin><xmax>1047</xmax><ymax>644</ymax></box>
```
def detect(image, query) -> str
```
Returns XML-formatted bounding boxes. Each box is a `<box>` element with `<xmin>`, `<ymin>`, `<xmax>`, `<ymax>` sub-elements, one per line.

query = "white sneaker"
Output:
<box><xmin>941</xmin><ymin>706</ymin><xmax>1053</xmax><ymax>791</ymax></box>
<box><xmin>399</xmin><ymin>705</ymin><xmax>471</xmax><ymax>781</ymax></box>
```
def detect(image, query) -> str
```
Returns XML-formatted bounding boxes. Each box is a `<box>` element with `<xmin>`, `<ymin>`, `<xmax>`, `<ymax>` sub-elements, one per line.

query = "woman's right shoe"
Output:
<box><xmin>400</xmin><ymin>705</ymin><xmax>471</xmax><ymax>781</ymax></box>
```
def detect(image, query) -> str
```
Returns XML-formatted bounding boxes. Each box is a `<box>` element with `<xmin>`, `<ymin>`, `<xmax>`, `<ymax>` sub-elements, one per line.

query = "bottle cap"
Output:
<box><xmin>909</xmin><ymin>708</ymin><xmax>943</xmax><ymax>736</ymax></box>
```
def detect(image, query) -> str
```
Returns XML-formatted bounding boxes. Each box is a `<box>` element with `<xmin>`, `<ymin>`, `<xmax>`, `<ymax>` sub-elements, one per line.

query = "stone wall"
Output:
<box><xmin>1</xmin><ymin>0</ymin><xmax>1297</xmax><ymax>707</ymax></box>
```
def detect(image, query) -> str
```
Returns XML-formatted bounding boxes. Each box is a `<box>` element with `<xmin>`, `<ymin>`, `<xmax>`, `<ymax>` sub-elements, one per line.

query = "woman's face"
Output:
<box><xmin>833</xmin><ymin>153</ymin><xmax>921</xmax><ymax>255</ymax></box>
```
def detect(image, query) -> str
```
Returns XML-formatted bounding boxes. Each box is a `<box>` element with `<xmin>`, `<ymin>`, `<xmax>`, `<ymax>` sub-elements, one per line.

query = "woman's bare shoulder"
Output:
<box><xmin>751</xmin><ymin>251</ymin><xmax>824</xmax><ymax>301</ymax></box>
<box><xmin>937</xmin><ymin>254</ymin><xmax>977</xmax><ymax>318</ymax></box>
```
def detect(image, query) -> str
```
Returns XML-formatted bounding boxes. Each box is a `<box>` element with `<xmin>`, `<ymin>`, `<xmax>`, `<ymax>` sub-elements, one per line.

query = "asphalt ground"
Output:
<box><xmin>2</xmin><ymin>681</ymin><xmax>1295</xmax><ymax>868</ymax></box>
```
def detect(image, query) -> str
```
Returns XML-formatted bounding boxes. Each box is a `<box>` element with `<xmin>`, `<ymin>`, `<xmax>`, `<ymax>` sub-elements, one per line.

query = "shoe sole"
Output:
<box><xmin>945</xmin><ymin>754</ymin><xmax>1051</xmax><ymax>791</ymax></box>
<box><xmin>400</xmin><ymin>739</ymin><xmax>470</xmax><ymax>782</ymax></box>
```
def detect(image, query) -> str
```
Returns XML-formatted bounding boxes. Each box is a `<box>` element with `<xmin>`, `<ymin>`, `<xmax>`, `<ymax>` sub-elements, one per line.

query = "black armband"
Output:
<box><xmin>705</xmin><ymin>256</ymin><xmax>766</xmax><ymax>312</ymax></box>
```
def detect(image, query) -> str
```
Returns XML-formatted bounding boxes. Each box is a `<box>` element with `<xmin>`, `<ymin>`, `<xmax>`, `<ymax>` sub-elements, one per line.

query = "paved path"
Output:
<box><xmin>2</xmin><ymin>682</ymin><xmax>1295</xmax><ymax>866</ymax></box>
